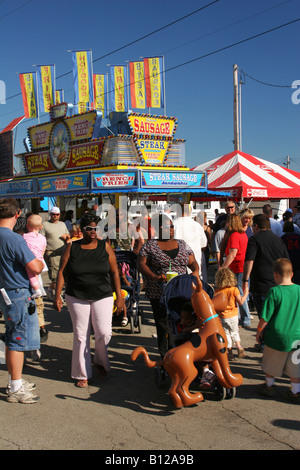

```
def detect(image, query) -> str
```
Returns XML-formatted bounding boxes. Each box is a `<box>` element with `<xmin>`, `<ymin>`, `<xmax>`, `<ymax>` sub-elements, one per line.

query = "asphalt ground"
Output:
<box><xmin>0</xmin><ymin>265</ymin><xmax>299</xmax><ymax>454</ymax></box>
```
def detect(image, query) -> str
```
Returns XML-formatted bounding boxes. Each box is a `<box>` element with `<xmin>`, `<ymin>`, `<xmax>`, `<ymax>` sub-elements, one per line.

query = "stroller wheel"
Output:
<box><xmin>225</xmin><ymin>387</ymin><xmax>236</xmax><ymax>400</ymax></box>
<box><xmin>211</xmin><ymin>380</ymin><xmax>226</xmax><ymax>401</ymax></box>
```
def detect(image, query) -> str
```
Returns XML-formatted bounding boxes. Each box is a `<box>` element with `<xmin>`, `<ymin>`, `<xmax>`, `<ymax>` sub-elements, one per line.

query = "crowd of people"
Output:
<box><xmin>0</xmin><ymin>197</ymin><xmax>299</xmax><ymax>405</ymax></box>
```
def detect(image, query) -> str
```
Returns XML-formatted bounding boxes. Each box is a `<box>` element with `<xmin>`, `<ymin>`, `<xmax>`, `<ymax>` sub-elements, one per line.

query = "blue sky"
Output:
<box><xmin>0</xmin><ymin>0</ymin><xmax>299</xmax><ymax>172</ymax></box>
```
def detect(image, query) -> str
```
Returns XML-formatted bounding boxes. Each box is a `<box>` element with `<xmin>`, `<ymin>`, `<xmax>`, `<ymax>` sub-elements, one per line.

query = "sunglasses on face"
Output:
<box><xmin>84</xmin><ymin>226</ymin><xmax>100</xmax><ymax>232</ymax></box>
<box><xmin>227</xmin><ymin>206</ymin><xmax>235</xmax><ymax>209</ymax></box>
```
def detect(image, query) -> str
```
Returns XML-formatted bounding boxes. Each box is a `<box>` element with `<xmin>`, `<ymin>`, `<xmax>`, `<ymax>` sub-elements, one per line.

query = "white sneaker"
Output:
<box><xmin>7</xmin><ymin>385</ymin><xmax>39</xmax><ymax>404</ymax></box>
<box><xmin>6</xmin><ymin>379</ymin><xmax>37</xmax><ymax>395</ymax></box>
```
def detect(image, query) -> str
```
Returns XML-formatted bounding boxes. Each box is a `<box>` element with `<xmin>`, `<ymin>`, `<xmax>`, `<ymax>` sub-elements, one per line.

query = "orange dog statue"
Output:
<box><xmin>131</xmin><ymin>277</ymin><xmax>243</xmax><ymax>408</ymax></box>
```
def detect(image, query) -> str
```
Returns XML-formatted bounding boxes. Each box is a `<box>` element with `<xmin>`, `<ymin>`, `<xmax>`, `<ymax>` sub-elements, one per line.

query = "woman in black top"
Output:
<box><xmin>54</xmin><ymin>214</ymin><xmax>124</xmax><ymax>387</ymax></box>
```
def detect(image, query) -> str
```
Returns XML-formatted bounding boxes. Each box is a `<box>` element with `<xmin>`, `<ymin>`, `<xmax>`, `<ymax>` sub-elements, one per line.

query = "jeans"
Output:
<box><xmin>235</xmin><ymin>272</ymin><xmax>251</xmax><ymax>327</ymax></box>
<box><xmin>0</xmin><ymin>288</ymin><xmax>40</xmax><ymax>351</ymax></box>
<box><xmin>252</xmin><ymin>295</ymin><xmax>267</xmax><ymax>319</ymax></box>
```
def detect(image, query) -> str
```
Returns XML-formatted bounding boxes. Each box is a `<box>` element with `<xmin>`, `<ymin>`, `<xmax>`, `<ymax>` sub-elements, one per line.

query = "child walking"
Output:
<box><xmin>215</xmin><ymin>267</ymin><xmax>249</xmax><ymax>360</ymax></box>
<box><xmin>257</xmin><ymin>258</ymin><xmax>300</xmax><ymax>403</ymax></box>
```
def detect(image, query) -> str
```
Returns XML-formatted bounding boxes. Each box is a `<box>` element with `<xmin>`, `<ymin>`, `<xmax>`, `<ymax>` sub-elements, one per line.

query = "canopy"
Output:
<box><xmin>192</xmin><ymin>150</ymin><xmax>300</xmax><ymax>201</ymax></box>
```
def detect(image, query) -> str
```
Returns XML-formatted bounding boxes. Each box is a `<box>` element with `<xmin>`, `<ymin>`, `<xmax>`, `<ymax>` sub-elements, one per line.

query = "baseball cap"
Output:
<box><xmin>50</xmin><ymin>207</ymin><xmax>60</xmax><ymax>214</ymax></box>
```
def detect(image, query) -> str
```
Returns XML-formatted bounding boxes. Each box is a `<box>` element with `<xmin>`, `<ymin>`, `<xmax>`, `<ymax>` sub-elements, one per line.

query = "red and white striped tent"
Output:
<box><xmin>192</xmin><ymin>150</ymin><xmax>300</xmax><ymax>201</ymax></box>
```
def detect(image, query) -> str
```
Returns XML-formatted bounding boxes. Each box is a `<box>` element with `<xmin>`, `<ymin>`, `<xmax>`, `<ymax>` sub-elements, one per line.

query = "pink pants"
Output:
<box><xmin>65</xmin><ymin>294</ymin><xmax>114</xmax><ymax>380</ymax></box>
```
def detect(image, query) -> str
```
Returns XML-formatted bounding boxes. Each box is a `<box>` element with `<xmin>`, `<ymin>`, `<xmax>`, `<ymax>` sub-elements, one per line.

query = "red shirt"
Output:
<box><xmin>225</xmin><ymin>231</ymin><xmax>248</xmax><ymax>273</ymax></box>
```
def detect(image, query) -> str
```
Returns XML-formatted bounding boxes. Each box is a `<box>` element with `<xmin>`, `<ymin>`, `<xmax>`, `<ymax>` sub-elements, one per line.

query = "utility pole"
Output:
<box><xmin>285</xmin><ymin>155</ymin><xmax>290</xmax><ymax>169</ymax></box>
<box><xmin>233</xmin><ymin>64</ymin><xmax>239</xmax><ymax>151</ymax></box>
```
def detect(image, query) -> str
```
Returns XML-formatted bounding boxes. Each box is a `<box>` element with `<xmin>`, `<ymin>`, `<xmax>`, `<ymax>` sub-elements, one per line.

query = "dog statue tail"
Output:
<box><xmin>131</xmin><ymin>346</ymin><xmax>163</xmax><ymax>368</ymax></box>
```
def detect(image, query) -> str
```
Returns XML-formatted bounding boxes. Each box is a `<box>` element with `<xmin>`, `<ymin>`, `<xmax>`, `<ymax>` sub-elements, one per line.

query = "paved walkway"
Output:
<box><xmin>0</xmin><ymin>267</ymin><xmax>299</xmax><ymax>451</ymax></box>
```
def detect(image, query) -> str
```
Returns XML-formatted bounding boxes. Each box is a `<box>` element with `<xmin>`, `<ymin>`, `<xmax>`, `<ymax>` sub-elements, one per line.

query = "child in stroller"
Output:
<box><xmin>174</xmin><ymin>301</ymin><xmax>217</xmax><ymax>390</ymax></box>
<box><xmin>117</xmin><ymin>262</ymin><xmax>132</xmax><ymax>326</ymax></box>
<box><xmin>114</xmin><ymin>251</ymin><xmax>143</xmax><ymax>333</ymax></box>
<box><xmin>159</xmin><ymin>274</ymin><xmax>236</xmax><ymax>400</ymax></box>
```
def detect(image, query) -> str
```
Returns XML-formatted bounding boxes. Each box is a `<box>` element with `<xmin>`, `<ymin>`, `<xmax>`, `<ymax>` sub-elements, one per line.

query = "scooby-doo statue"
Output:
<box><xmin>131</xmin><ymin>277</ymin><xmax>243</xmax><ymax>408</ymax></box>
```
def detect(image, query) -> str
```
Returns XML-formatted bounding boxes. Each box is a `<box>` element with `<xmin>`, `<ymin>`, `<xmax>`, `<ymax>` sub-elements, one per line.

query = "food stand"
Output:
<box><xmin>0</xmin><ymin>104</ymin><xmax>228</xmax><ymax>212</ymax></box>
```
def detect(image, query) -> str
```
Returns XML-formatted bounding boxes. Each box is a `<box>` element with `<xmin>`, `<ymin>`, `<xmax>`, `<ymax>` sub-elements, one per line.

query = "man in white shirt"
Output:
<box><xmin>173</xmin><ymin>204</ymin><xmax>207</xmax><ymax>279</ymax></box>
<box><xmin>262</xmin><ymin>204</ymin><xmax>282</xmax><ymax>237</ymax></box>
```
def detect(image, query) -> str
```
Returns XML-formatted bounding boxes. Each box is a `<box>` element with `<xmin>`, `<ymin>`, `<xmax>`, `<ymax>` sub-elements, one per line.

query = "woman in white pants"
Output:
<box><xmin>54</xmin><ymin>214</ymin><xmax>124</xmax><ymax>387</ymax></box>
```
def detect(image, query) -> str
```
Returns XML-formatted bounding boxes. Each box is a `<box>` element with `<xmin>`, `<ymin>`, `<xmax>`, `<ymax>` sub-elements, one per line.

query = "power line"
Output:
<box><xmin>162</xmin><ymin>0</ymin><xmax>295</xmax><ymax>55</ymax></box>
<box><xmin>4</xmin><ymin>1</ymin><xmax>220</xmax><ymax>102</ymax></box>
<box><xmin>0</xmin><ymin>0</ymin><xmax>34</xmax><ymax>20</ymax></box>
<box><xmin>163</xmin><ymin>18</ymin><xmax>300</xmax><ymax>75</ymax></box>
<box><xmin>240</xmin><ymin>69</ymin><xmax>291</xmax><ymax>88</ymax></box>
<box><xmin>54</xmin><ymin>1</ymin><xmax>221</xmax><ymax>79</ymax></box>
<box><xmin>3</xmin><ymin>16</ymin><xmax>299</xmax><ymax>127</ymax></box>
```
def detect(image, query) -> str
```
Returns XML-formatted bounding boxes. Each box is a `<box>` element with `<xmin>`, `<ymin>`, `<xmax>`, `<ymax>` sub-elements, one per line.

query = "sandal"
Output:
<box><xmin>75</xmin><ymin>379</ymin><xmax>88</xmax><ymax>388</ymax></box>
<box><xmin>121</xmin><ymin>317</ymin><xmax>128</xmax><ymax>326</ymax></box>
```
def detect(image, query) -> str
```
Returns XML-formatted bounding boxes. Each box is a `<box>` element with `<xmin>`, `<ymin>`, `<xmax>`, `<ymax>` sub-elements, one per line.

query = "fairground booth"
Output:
<box><xmin>0</xmin><ymin>104</ymin><xmax>228</xmax><ymax>217</ymax></box>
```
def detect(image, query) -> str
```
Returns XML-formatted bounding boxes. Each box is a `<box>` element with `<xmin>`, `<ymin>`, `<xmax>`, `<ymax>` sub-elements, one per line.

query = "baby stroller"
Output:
<box><xmin>157</xmin><ymin>274</ymin><xmax>236</xmax><ymax>401</ymax></box>
<box><xmin>115</xmin><ymin>250</ymin><xmax>143</xmax><ymax>334</ymax></box>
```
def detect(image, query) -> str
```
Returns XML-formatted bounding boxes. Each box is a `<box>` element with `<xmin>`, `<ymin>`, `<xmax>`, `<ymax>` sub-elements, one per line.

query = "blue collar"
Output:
<box><xmin>202</xmin><ymin>314</ymin><xmax>218</xmax><ymax>324</ymax></box>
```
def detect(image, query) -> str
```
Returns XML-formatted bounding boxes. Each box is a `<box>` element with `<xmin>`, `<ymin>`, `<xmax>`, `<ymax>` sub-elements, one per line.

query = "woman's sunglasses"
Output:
<box><xmin>84</xmin><ymin>226</ymin><xmax>100</xmax><ymax>232</ymax></box>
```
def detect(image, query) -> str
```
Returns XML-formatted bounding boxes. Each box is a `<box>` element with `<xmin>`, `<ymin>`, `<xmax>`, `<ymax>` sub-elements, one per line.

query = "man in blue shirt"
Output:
<box><xmin>0</xmin><ymin>198</ymin><xmax>44</xmax><ymax>404</ymax></box>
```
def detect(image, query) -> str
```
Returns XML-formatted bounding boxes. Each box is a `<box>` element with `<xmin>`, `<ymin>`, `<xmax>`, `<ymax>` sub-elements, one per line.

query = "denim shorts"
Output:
<box><xmin>0</xmin><ymin>288</ymin><xmax>40</xmax><ymax>351</ymax></box>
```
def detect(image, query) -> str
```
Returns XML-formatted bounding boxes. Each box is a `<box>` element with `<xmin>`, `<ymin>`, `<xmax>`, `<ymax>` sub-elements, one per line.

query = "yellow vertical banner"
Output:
<box><xmin>109</xmin><ymin>65</ymin><xmax>128</xmax><ymax>112</ymax></box>
<box><xmin>36</xmin><ymin>65</ymin><xmax>55</xmax><ymax>112</ymax></box>
<box><xmin>93</xmin><ymin>74</ymin><xmax>108</xmax><ymax>117</ymax></box>
<box><xmin>71</xmin><ymin>50</ymin><xmax>94</xmax><ymax>112</ymax></box>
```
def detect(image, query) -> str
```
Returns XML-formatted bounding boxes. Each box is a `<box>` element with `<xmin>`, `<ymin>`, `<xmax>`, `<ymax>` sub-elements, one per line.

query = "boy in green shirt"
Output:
<box><xmin>256</xmin><ymin>258</ymin><xmax>300</xmax><ymax>403</ymax></box>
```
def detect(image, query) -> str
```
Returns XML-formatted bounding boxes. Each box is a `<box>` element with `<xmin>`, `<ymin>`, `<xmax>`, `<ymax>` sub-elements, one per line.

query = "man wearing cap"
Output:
<box><xmin>214</xmin><ymin>200</ymin><xmax>236</xmax><ymax>233</ymax></box>
<box><xmin>293</xmin><ymin>201</ymin><xmax>300</xmax><ymax>229</ymax></box>
<box><xmin>40</xmin><ymin>207</ymin><xmax>70</xmax><ymax>298</ymax></box>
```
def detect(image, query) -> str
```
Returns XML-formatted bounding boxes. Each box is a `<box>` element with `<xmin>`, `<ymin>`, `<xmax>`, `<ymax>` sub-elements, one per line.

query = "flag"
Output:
<box><xmin>93</xmin><ymin>74</ymin><xmax>108</xmax><ymax>117</ymax></box>
<box><xmin>55</xmin><ymin>89</ymin><xmax>64</xmax><ymax>104</ymax></box>
<box><xmin>129</xmin><ymin>61</ymin><xmax>146</xmax><ymax>109</ymax></box>
<box><xmin>109</xmin><ymin>65</ymin><xmax>128</xmax><ymax>112</ymax></box>
<box><xmin>71</xmin><ymin>50</ymin><xmax>94</xmax><ymax>110</ymax></box>
<box><xmin>19</xmin><ymin>73</ymin><xmax>38</xmax><ymax>118</ymax></box>
<box><xmin>143</xmin><ymin>57</ymin><xmax>164</xmax><ymax>108</ymax></box>
<box><xmin>36</xmin><ymin>65</ymin><xmax>55</xmax><ymax>113</ymax></box>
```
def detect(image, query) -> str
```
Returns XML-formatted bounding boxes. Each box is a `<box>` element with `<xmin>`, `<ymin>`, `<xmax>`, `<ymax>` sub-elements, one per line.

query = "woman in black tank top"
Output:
<box><xmin>54</xmin><ymin>214</ymin><xmax>124</xmax><ymax>387</ymax></box>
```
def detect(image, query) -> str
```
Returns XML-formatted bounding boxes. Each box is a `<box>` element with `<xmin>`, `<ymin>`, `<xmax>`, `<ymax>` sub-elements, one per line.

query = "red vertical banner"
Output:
<box><xmin>129</xmin><ymin>61</ymin><xmax>146</xmax><ymax>109</ymax></box>
<box><xmin>143</xmin><ymin>57</ymin><xmax>164</xmax><ymax>109</ymax></box>
<box><xmin>19</xmin><ymin>73</ymin><xmax>38</xmax><ymax>118</ymax></box>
